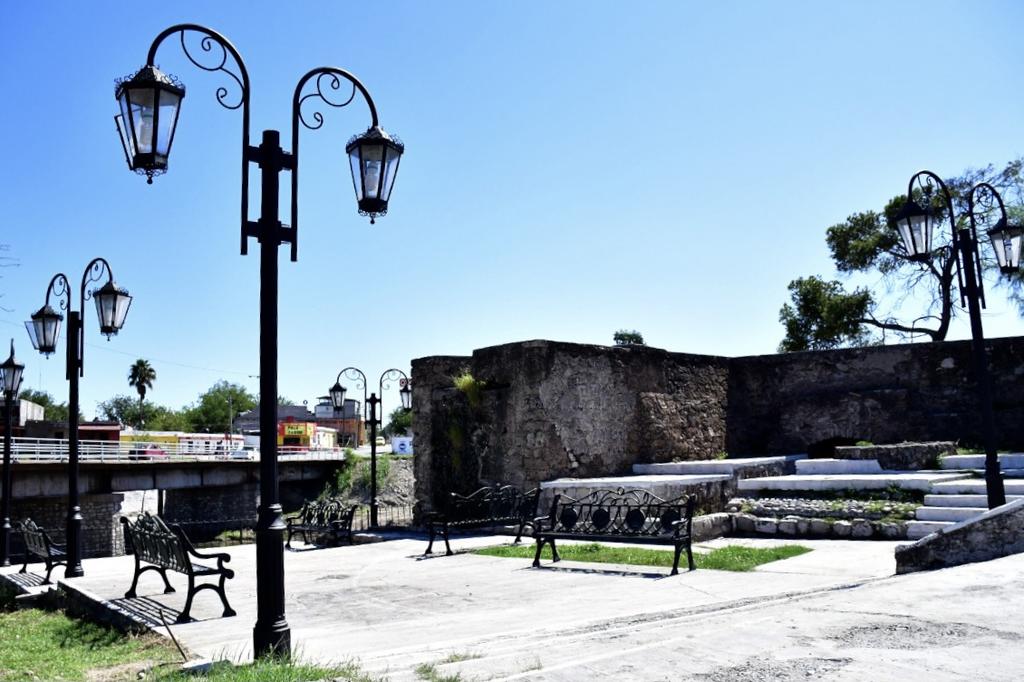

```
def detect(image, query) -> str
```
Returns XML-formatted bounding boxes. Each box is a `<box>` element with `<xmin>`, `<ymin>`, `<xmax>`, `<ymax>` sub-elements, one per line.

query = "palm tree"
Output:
<box><xmin>128</xmin><ymin>359</ymin><xmax>156</xmax><ymax>428</ymax></box>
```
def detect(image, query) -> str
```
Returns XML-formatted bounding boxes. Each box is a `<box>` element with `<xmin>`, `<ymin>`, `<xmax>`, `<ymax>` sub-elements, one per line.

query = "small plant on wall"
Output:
<box><xmin>453</xmin><ymin>370</ymin><xmax>486</xmax><ymax>408</ymax></box>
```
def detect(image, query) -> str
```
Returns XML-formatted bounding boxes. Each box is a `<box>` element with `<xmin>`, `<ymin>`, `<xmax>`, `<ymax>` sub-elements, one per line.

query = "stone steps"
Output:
<box><xmin>923</xmin><ymin>494</ymin><xmax>1024</xmax><ymax>507</ymax></box>
<box><xmin>929</xmin><ymin>479</ymin><xmax>1024</xmax><ymax>495</ymax></box>
<box><xmin>738</xmin><ymin>472</ymin><xmax>971</xmax><ymax>493</ymax></box>
<box><xmin>940</xmin><ymin>453</ymin><xmax>1024</xmax><ymax>470</ymax></box>
<box><xmin>914</xmin><ymin>506</ymin><xmax>987</xmax><ymax>522</ymax></box>
<box><xmin>632</xmin><ymin>455</ymin><xmax>804</xmax><ymax>476</ymax></box>
<box><xmin>906</xmin><ymin>520</ymin><xmax>953</xmax><ymax>540</ymax></box>
<box><xmin>794</xmin><ymin>459</ymin><xmax>883</xmax><ymax>475</ymax></box>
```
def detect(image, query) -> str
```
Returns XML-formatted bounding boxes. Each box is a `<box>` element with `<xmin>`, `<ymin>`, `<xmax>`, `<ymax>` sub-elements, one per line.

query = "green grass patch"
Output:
<box><xmin>155</xmin><ymin>658</ymin><xmax>379</xmax><ymax>681</ymax></box>
<box><xmin>474</xmin><ymin>542</ymin><xmax>811</xmax><ymax>572</ymax></box>
<box><xmin>0</xmin><ymin>608</ymin><xmax>176</xmax><ymax>681</ymax></box>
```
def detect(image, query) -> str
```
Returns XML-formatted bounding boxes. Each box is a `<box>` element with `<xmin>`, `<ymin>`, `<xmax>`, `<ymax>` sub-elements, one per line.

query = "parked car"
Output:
<box><xmin>375</xmin><ymin>437</ymin><xmax>386</xmax><ymax>447</ymax></box>
<box><xmin>128</xmin><ymin>445</ymin><xmax>168</xmax><ymax>461</ymax></box>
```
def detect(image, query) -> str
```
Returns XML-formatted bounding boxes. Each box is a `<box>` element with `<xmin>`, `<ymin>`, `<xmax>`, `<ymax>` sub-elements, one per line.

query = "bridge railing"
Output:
<box><xmin>7</xmin><ymin>437</ymin><xmax>349</xmax><ymax>463</ymax></box>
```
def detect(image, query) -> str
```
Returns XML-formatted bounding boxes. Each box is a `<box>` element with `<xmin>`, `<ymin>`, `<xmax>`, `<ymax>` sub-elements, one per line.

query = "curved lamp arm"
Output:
<box><xmin>43</xmin><ymin>273</ymin><xmax>72</xmax><ymax>313</ymax></box>
<box><xmin>290</xmin><ymin>67</ymin><xmax>379</xmax><ymax>263</ymax></box>
<box><xmin>907</xmin><ymin>169</ymin><xmax>968</xmax><ymax>307</ymax></box>
<box><xmin>336</xmin><ymin>366</ymin><xmax>369</xmax><ymax>410</ymax></box>
<box><xmin>967</xmin><ymin>182</ymin><xmax>1008</xmax><ymax>306</ymax></box>
<box><xmin>79</xmin><ymin>258</ymin><xmax>115</xmax><ymax>377</ymax></box>
<box><xmin>146</xmin><ymin>24</ymin><xmax>253</xmax><ymax>256</ymax></box>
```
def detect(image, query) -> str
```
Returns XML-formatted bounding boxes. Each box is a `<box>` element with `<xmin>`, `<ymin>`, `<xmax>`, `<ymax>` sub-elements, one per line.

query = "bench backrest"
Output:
<box><xmin>299</xmin><ymin>498</ymin><xmax>350</xmax><ymax>525</ymax></box>
<box><xmin>121</xmin><ymin>513</ymin><xmax>190</xmax><ymax>573</ymax></box>
<box><xmin>18</xmin><ymin>519</ymin><xmax>51</xmax><ymax>557</ymax></box>
<box><xmin>447</xmin><ymin>484</ymin><xmax>539</xmax><ymax>522</ymax></box>
<box><xmin>546</xmin><ymin>488</ymin><xmax>694</xmax><ymax>537</ymax></box>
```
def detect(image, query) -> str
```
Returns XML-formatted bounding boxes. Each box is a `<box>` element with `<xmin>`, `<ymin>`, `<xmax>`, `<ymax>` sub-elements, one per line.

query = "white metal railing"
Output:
<box><xmin>7</xmin><ymin>437</ymin><xmax>349</xmax><ymax>463</ymax></box>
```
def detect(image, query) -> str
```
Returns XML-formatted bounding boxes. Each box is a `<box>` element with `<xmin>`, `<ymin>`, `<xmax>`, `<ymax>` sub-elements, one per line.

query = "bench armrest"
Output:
<box><xmin>532</xmin><ymin>515</ymin><xmax>553</xmax><ymax>532</ymax></box>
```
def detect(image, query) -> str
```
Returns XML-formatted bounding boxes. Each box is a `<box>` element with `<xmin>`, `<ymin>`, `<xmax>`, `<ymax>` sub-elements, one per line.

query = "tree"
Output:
<box><xmin>187</xmin><ymin>381</ymin><xmax>257</xmax><ymax>434</ymax></box>
<box><xmin>128</xmin><ymin>359</ymin><xmax>156</xmax><ymax>427</ymax></box>
<box><xmin>97</xmin><ymin>394</ymin><xmax>188</xmax><ymax>431</ymax></box>
<box><xmin>613</xmin><ymin>329</ymin><xmax>645</xmax><ymax>346</ymax></box>
<box><xmin>384</xmin><ymin>406</ymin><xmax>412</xmax><ymax>437</ymax></box>
<box><xmin>779</xmin><ymin>159</ymin><xmax>1024</xmax><ymax>352</ymax></box>
<box><xmin>18</xmin><ymin>389</ymin><xmax>69</xmax><ymax>423</ymax></box>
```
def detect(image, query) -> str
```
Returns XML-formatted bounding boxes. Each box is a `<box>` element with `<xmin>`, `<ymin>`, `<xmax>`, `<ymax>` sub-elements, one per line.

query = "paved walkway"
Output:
<box><xmin>4</xmin><ymin>534</ymin><xmax>1023</xmax><ymax>680</ymax></box>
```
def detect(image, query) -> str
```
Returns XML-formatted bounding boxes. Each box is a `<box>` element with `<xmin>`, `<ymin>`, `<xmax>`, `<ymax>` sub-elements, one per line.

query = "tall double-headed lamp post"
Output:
<box><xmin>1</xmin><ymin>341</ymin><xmax>26</xmax><ymax>566</ymax></box>
<box><xmin>114</xmin><ymin>24</ymin><xmax>403</xmax><ymax>658</ymax></box>
<box><xmin>893</xmin><ymin>171</ymin><xmax>1023</xmax><ymax>509</ymax></box>
<box><xmin>329</xmin><ymin>368</ymin><xmax>411</xmax><ymax>527</ymax></box>
<box><xmin>24</xmin><ymin>260</ymin><xmax>132</xmax><ymax>576</ymax></box>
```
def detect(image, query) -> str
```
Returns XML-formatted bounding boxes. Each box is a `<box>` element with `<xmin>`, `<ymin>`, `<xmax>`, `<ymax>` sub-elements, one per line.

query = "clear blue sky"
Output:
<box><xmin>2</xmin><ymin>1</ymin><xmax>1022</xmax><ymax>417</ymax></box>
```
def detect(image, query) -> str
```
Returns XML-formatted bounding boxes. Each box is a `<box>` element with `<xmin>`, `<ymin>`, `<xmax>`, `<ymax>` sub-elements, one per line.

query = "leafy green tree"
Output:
<box><xmin>779</xmin><ymin>159</ymin><xmax>1024</xmax><ymax>352</ymax></box>
<box><xmin>18</xmin><ymin>388</ymin><xmax>69</xmax><ymax>422</ymax></box>
<box><xmin>384</xmin><ymin>406</ymin><xmax>412</xmax><ymax>437</ymax></box>
<box><xmin>127</xmin><ymin>359</ymin><xmax>156</xmax><ymax>426</ymax></box>
<box><xmin>97</xmin><ymin>394</ymin><xmax>144</xmax><ymax>426</ymax></box>
<box><xmin>187</xmin><ymin>381</ymin><xmax>257</xmax><ymax>433</ymax></box>
<box><xmin>613</xmin><ymin>329</ymin><xmax>645</xmax><ymax>346</ymax></box>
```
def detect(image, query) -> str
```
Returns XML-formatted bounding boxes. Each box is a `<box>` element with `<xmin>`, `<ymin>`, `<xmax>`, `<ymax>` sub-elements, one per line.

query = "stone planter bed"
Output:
<box><xmin>730</xmin><ymin>512</ymin><xmax>908</xmax><ymax>540</ymax></box>
<box><xmin>726</xmin><ymin>496</ymin><xmax>919</xmax><ymax>522</ymax></box>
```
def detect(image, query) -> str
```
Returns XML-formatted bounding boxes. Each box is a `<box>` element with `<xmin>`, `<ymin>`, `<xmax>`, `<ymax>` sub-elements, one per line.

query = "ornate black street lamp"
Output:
<box><xmin>893</xmin><ymin>171</ymin><xmax>1023</xmax><ymax>509</ymax></box>
<box><xmin>115</xmin><ymin>24</ymin><xmax>403</xmax><ymax>658</ymax></box>
<box><xmin>24</xmin><ymin>259</ymin><xmax>132</xmax><ymax>577</ymax></box>
<box><xmin>329</xmin><ymin>367</ymin><xmax>410</xmax><ymax>527</ymax></box>
<box><xmin>1</xmin><ymin>340</ymin><xmax>26</xmax><ymax>566</ymax></box>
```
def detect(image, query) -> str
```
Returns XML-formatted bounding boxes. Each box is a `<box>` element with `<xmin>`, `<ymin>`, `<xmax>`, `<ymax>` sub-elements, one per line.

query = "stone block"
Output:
<box><xmin>851</xmin><ymin>519</ymin><xmax>873</xmax><ymax>538</ymax></box>
<box><xmin>777</xmin><ymin>519</ymin><xmax>797</xmax><ymax>535</ymax></box>
<box><xmin>796</xmin><ymin>519</ymin><xmax>810</xmax><ymax>535</ymax></box>
<box><xmin>754</xmin><ymin>518</ymin><xmax>778</xmax><ymax>534</ymax></box>
<box><xmin>832</xmin><ymin>520</ymin><xmax>852</xmax><ymax>537</ymax></box>
<box><xmin>809</xmin><ymin>519</ymin><xmax>831</xmax><ymax>536</ymax></box>
<box><xmin>878</xmin><ymin>522</ymin><xmax>904</xmax><ymax>539</ymax></box>
<box><xmin>733</xmin><ymin>513</ymin><xmax>756</xmax><ymax>533</ymax></box>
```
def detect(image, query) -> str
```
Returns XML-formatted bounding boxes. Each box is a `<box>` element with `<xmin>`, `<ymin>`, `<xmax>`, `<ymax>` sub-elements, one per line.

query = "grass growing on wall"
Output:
<box><xmin>452</xmin><ymin>371</ymin><xmax>485</xmax><ymax>408</ymax></box>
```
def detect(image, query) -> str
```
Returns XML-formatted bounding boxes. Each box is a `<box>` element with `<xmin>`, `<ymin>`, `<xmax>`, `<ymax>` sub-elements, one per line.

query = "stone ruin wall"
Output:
<box><xmin>412</xmin><ymin>337</ymin><xmax>1024</xmax><ymax>514</ymax></box>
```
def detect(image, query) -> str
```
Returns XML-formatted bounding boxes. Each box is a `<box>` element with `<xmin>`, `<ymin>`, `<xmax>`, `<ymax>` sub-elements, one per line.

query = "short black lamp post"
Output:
<box><xmin>329</xmin><ymin>368</ymin><xmax>410</xmax><ymax>527</ymax></box>
<box><xmin>115</xmin><ymin>24</ymin><xmax>403</xmax><ymax>659</ymax></box>
<box><xmin>893</xmin><ymin>171</ymin><xmax>1024</xmax><ymax>509</ymax></box>
<box><xmin>1</xmin><ymin>340</ymin><xmax>26</xmax><ymax>566</ymax></box>
<box><xmin>24</xmin><ymin>260</ymin><xmax>132</xmax><ymax>576</ymax></box>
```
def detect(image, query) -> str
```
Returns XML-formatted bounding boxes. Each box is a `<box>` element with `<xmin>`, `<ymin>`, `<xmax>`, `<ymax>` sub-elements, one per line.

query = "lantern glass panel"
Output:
<box><xmin>400</xmin><ymin>386</ymin><xmax>412</xmax><ymax>410</ymax></box>
<box><xmin>348</xmin><ymin>147</ymin><xmax>363</xmax><ymax>201</ymax></box>
<box><xmin>2</xmin><ymin>358</ymin><xmax>24</xmax><ymax>397</ymax></box>
<box><xmin>115</xmin><ymin>114</ymin><xmax>136</xmax><ymax>164</ymax></box>
<box><xmin>156</xmin><ymin>89</ymin><xmax>181</xmax><ymax>158</ymax></box>
<box><xmin>128</xmin><ymin>87</ymin><xmax>156</xmax><ymax>155</ymax></box>
<box><xmin>360</xmin><ymin>143</ymin><xmax>385</xmax><ymax>200</ymax></box>
<box><xmin>26</xmin><ymin>308</ymin><xmax>62</xmax><ymax>355</ymax></box>
<box><xmin>93</xmin><ymin>284</ymin><xmax>132</xmax><ymax>335</ymax></box>
<box><xmin>381</xmin><ymin>145</ymin><xmax>402</xmax><ymax>203</ymax></box>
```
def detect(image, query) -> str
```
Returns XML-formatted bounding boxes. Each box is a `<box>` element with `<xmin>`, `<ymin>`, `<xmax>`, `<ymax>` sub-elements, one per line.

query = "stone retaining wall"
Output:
<box><xmin>895</xmin><ymin>499</ymin><xmax>1024</xmax><ymax>573</ymax></box>
<box><xmin>834</xmin><ymin>442</ymin><xmax>957</xmax><ymax>470</ymax></box>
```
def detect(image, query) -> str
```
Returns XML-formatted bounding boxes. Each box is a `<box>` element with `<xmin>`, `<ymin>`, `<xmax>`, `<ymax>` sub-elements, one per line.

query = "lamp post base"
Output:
<box><xmin>253</xmin><ymin>619</ymin><xmax>291</xmax><ymax>660</ymax></box>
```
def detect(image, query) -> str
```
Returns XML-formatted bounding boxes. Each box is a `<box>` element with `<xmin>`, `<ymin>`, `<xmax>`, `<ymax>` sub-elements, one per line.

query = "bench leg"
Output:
<box><xmin>550</xmin><ymin>538</ymin><xmax>560</xmax><ymax>563</ymax></box>
<box><xmin>285</xmin><ymin>527</ymin><xmax>294</xmax><ymax>549</ymax></box>
<box><xmin>125</xmin><ymin>555</ymin><xmax>142</xmax><ymax>598</ymax></box>
<box><xmin>686</xmin><ymin>541</ymin><xmax>695</xmax><ymax>572</ymax></box>
<box><xmin>177</xmin><ymin>574</ymin><xmax>196</xmax><ymax>623</ymax></box>
<box><xmin>42</xmin><ymin>558</ymin><xmax>55</xmax><ymax>584</ymax></box>
<box><xmin>158</xmin><ymin>566</ymin><xmax>175</xmax><ymax>594</ymax></box>
<box><xmin>216</xmin><ymin>573</ymin><xmax>236</xmax><ymax>618</ymax></box>
<box><xmin>671</xmin><ymin>543</ymin><xmax>683</xmax><ymax>576</ymax></box>
<box><xmin>424</xmin><ymin>523</ymin><xmax>436</xmax><ymax>555</ymax></box>
<box><xmin>19</xmin><ymin>555</ymin><xmax>28</xmax><ymax>574</ymax></box>
<box><xmin>513</xmin><ymin>519</ymin><xmax>526</xmax><ymax>544</ymax></box>
<box><xmin>532</xmin><ymin>538</ymin><xmax>545</xmax><ymax>568</ymax></box>
<box><xmin>443</xmin><ymin>524</ymin><xmax>453</xmax><ymax>556</ymax></box>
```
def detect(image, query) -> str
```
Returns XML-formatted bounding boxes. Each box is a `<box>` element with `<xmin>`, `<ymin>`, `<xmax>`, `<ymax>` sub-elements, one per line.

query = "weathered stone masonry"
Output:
<box><xmin>412</xmin><ymin>337</ymin><xmax>1024</xmax><ymax>514</ymax></box>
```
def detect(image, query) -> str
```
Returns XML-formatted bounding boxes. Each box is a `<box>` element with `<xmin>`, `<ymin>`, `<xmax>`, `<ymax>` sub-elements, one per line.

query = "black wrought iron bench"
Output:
<box><xmin>424</xmin><ymin>484</ymin><xmax>540</xmax><ymax>556</ymax></box>
<box><xmin>532</xmin><ymin>488</ymin><xmax>696</xmax><ymax>575</ymax></box>
<box><xmin>285</xmin><ymin>498</ymin><xmax>358</xmax><ymax>549</ymax></box>
<box><xmin>18</xmin><ymin>519</ymin><xmax>66</xmax><ymax>584</ymax></box>
<box><xmin>120</xmin><ymin>514</ymin><xmax>235</xmax><ymax>623</ymax></box>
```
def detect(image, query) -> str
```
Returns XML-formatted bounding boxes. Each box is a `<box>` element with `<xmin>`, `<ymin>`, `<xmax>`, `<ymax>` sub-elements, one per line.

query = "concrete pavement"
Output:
<box><xmin>4</xmin><ymin>533</ymin><xmax>1022</xmax><ymax>680</ymax></box>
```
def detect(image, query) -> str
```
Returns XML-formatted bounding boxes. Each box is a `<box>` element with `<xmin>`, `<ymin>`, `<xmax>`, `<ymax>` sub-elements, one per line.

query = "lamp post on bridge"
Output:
<box><xmin>328</xmin><ymin>367</ymin><xmax>411</xmax><ymax>527</ymax></box>
<box><xmin>24</xmin><ymin>260</ymin><xmax>133</xmax><ymax>577</ymax></box>
<box><xmin>892</xmin><ymin>171</ymin><xmax>1023</xmax><ymax>509</ymax></box>
<box><xmin>114</xmin><ymin>24</ymin><xmax>403</xmax><ymax>658</ymax></box>
<box><xmin>1</xmin><ymin>340</ymin><xmax>26</xmax><ymax>566</ymax></box>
